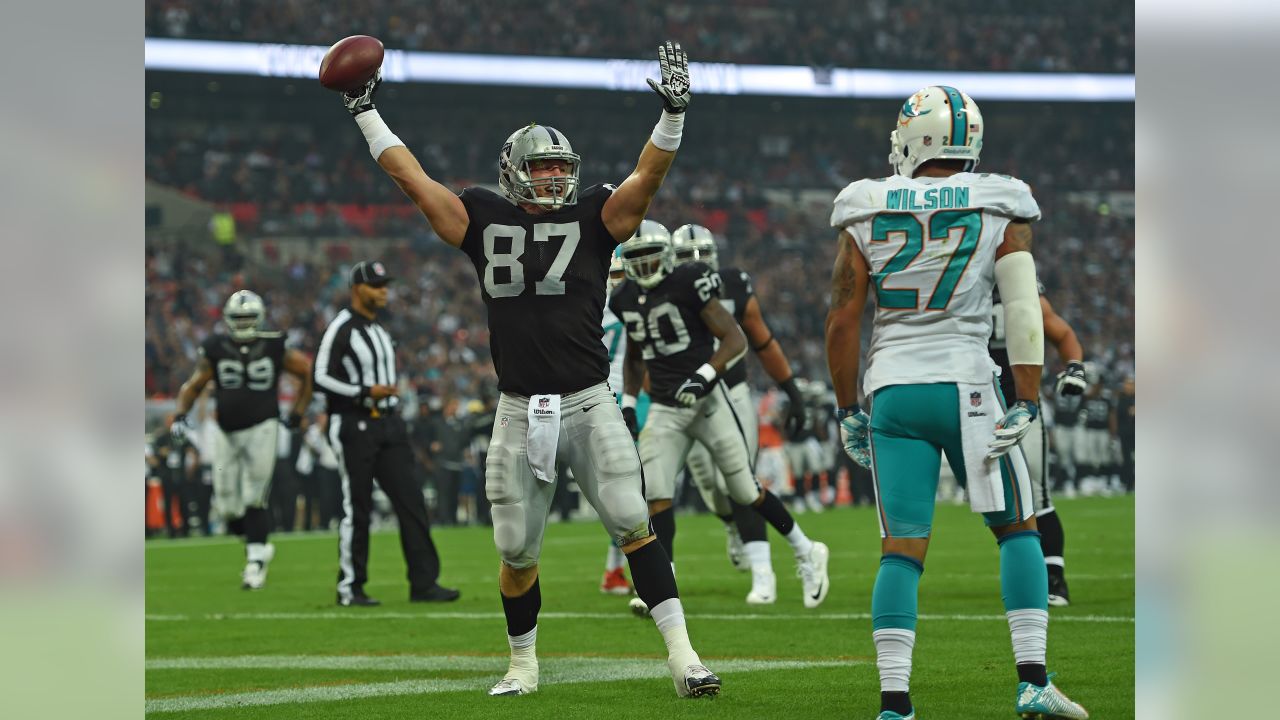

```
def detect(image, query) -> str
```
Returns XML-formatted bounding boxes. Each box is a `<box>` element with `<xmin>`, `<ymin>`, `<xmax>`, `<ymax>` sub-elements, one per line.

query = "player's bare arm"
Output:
<box><xmin>376</xmin><ymin>146</ymin><xmax>469</xmax><ymax>247</ymax></box>
<box><xmin>602</xmin><ymin>41</ymin><xmax>691</xmax><ymax>242</ymax></box>
<box><xmin>622</xmin><ymin>331</ymin><xmax>646</xmax><ymax>398</ymax></box>
<box><xmin>282</xmin><ymin>349</ymin><xmax>314</xmax><ymax>420</ymax></box>
<box><xmin>175</xmin><ymin>357</ymin><xmax>214</xmax><ymax>416</ymax></box>
<box><xmin>699</xmin><ymin>299</ymin><xmax>747</xmax><ymax>375</ymax></box>
<box><xmin>825</xmin><ymin>230</ymin><xmax>870</xmax><ymax>409</ymax></box>
<box><xmin>740</xmin><ymin>296</ymin><xmax>795</xmax><ymax>383</ymax></box>
<box><xmin>994</xmin><ymin>220</ymin><xmax>1042</xmax><ymax>401</ymax></box>
<box><xmin>339</xmin><ymin>71</ymin><xmax>469</xmax><ymax>247</ymax></box>
<box><xmin>602</xmin><ymin>143</ymin><xmax>677</xmax><ymax>242</ymax></box>
<box><xmin>1041</xmin><ymin>296</ymin><xmax>1083</xmax><ymax>362</ymax></box>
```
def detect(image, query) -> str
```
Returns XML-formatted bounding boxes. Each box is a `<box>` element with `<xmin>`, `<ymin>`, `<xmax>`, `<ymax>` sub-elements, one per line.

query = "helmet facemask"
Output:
<box><xmin>670</xmin><ymin>224</ymin><xmax>719</xmax><ymax>270</ymax></box>
<box><xmin>620</xmin><ymin>220</ymin><xmax>672</xmax><ymax>289</ymax></box>
<box><xmin>499</xmin><ymin>125</ymin><xmax>581</xmax><ymax>210</ymax></box>
<box><xmin>223</xmin><ymin>290</ymin><xmax>265</xmax><ymax>341</ymax></box>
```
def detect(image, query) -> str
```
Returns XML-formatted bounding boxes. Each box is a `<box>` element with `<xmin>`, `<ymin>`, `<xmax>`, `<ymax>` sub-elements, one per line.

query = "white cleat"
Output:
<box><xmin>745</xmin><ymin>567</ymin><xmax>777</xmax><ymax>605</ymax></box>
<box><xmin>488</xmin><ymin>676</ymin><xmax>537</xmax><ymax>696</ymax></box>
<box><xmin>628</xmin><ymin>597</ymin><xmax>650</xmax><ymax>617</ymax></box>
<box><xmin>668</xmin><ymin>660</ymin><xmax>721</xmax><ymax>698</ymax></box>
<box><xmin>797</xmin><ymin>541</ymin><xmax>830</xmax><ymax>608</ymax></box>
<box><xmin>241</xmin><ymin>542</ymin><xmax>275</xmax><ymax>590</ymax></box>
<box><xmin>725</xmin><ymin>525</ymin><xmax>749</xmax><ymax>572</ymax></box>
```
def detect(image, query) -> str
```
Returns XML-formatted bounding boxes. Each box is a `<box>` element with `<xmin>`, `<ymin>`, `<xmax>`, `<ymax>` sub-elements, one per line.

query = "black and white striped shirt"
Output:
<box><xmin>314</xmin><ymin>307</ymin><xmax>400</xmax><ymax>415</ymax></box>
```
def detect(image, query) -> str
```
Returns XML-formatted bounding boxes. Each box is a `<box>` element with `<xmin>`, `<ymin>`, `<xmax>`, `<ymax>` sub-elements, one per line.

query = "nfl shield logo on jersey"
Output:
<box><xmin>500</xmin><ymin>416</ymin><xmax>509</xmax><ymax>428</ymax></box>
<box><xmin>538</xmin><ymin>397</ymin><xmax>550</xmax><ymax>409</ymax></box>
<box><xmin>970</xmin><ymin>392</ymin><xmax>982</xmax><ymax>407</ymax></box>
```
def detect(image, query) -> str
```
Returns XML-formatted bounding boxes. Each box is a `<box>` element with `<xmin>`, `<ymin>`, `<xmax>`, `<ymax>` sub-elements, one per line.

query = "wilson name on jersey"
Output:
<box><xmin>989</xmin><ymin>280</ymin><xmax>1045</xmax><ymax>405</ymax></box>
<box><xmin>200</xmin><ymin>332</ymin><xmax>286</xmax><ymax>432</ymax></box>
<box><xmin>716</xmin><ymin>266</ymin><xmax>754</xmax><ymax>388</ymax></box>
<box><xmin>830</xmin><ymin>171</ymin><xmax>1041</xmax><ymax>395</ymax></box>
<box><xmin>459</xmin><ymin>184</ymin><xmax>617</xmax><ymax>396</ymax></box>
<box><xmin>609</xmin><ymin>262</ymin><xmax>721</xmax><ymax>406</ymax></box>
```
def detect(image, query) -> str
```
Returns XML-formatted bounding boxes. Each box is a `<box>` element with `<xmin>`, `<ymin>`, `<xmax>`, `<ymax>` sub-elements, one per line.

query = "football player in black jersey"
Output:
<box><xmin>668</xmin><ymin>223</ymin><xmax>811</xmax><ymax>605</ymax></box>
<box><xmin>612</xmin><ymin>222</ymin><xmax>830</xmax><ymax>610</ymax></box>
<box><xmin>339</xmin><ymin>43</ymin><xmax>720</xmax><ymax>698</ymax></box>
<box><xmin>170</xmin><ymin>290</ymin><xmax>313</xmax><ymax>589</ymax></box>
<box><xmin>990</xmin><ymin>284</ymin><xmax>1086</xmax><ymax>607</ymax></box>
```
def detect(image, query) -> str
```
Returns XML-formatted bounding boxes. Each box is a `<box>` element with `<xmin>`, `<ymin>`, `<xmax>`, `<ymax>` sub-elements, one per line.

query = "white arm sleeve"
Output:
<box><xmin>994</xmin><ymin>251</ymin><xmax>1044</xmax><ymax>366</ymax></box>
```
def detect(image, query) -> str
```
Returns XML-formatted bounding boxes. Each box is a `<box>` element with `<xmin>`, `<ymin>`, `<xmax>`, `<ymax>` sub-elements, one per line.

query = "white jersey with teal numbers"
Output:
<box><xmin>602</xmin><ymin>303</ymin><xmax>626</xmax><ymax>394</ymax></box>
<box><xmin>830</xmin><ymin>172</ymin><xmax>1041</xmax><ymax>396</ymax></box>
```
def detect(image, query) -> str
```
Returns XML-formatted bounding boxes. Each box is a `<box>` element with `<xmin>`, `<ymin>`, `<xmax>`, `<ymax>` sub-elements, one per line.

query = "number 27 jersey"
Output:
<box><xmin>830</xmin><ymin>172</ymin><xmax>1040</xmax><ymax>395</ymax></box>
<box><xmin>459</xmin><ymin>184</ymin><xmax>616</xmax><ymax>397</ymax></box>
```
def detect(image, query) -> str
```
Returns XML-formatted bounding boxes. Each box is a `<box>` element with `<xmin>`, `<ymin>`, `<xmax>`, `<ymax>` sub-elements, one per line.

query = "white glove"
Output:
<box><xmin>987</xmin><ymin>401</ymin><xmax>1039</xmax><ymax>459</ymax></box>
<box><xmin>170</xmin><ymin>413</ymin><xmax>195</xmax><ymax>442</ymax></box>
<box><xmin>837</xmin><ymin>405</ymin><xmax>871</xmax><ymax>468</ymax></box>
<box><xmin>1055</xmin><ymin>360</ymin><xmax>1087</xmax><ymax>396</ymax></box>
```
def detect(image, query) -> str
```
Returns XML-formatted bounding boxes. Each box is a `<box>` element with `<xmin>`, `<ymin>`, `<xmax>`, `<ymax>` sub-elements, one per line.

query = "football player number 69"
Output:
<box><xmin>482</xmin><ymin>222</ymin><xmax>582</xmax><ymax>298</ymax></box>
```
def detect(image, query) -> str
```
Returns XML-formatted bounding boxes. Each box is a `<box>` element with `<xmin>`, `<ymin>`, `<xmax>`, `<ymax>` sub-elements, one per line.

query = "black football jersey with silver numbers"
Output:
<box><xmin>1083</xmin><ymin>393</ymin><xmax>1113</xmax><ymax>429</ymax></box>
<box><xmin>989</xmin><ymin>280</ymin><xmax>1046</xmax><ymax>405</ymax></box>
<box><xmin>717</xmin><ymin>266</ymin><xmax>754</xmax><ymax>388</ymax></box>
<box><xmin>458</xmin><ymin>184</ymin><xmax>617</xmax><ymax>396</ymax></box>
<box><xmin>1052</xmin><ymin>393</ymin><xmax>1083</xmax><ymax>428</ymax></box>
<box><xmin>201</xmin><ymin>333</ymin><xmax>286</xmax><ymax>432</ymax></box>
<box><xmin>609</xmin><ymin>262</ymin><xmax>721</xmax><ymax>407</ymax></box>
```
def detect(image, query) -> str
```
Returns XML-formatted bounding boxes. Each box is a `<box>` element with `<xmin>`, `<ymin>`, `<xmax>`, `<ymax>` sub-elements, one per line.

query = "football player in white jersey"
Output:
<box><xmin>825</xmin><ymin>87</ymin><xmax>1088</xmax><ymax>720</ymax></box>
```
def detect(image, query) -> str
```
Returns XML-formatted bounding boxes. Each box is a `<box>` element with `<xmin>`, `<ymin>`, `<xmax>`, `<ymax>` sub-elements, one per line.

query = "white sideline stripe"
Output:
<box><xmin>146</xmin><ymin>611</ymin><xmax>1133</xmax><ymax>624</ymax></box>
<box><xmin>144</xmin><ymin>656</ymin><xmax>860</xmax><ymax>713</ymax></box>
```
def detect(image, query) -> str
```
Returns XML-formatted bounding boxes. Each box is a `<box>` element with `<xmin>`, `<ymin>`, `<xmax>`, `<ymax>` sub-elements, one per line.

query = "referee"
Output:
<box><xmin>315</xmin><ymin>260</ymin><xmax>459</xmax><ymax>606</ymax></box>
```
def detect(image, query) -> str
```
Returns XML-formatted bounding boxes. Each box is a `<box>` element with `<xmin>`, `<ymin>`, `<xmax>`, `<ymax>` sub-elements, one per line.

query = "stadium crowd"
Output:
<box><xmin>145</xmin><ymin>0</ymin><xmax>1133</xmax><ymax>73</ymax></box>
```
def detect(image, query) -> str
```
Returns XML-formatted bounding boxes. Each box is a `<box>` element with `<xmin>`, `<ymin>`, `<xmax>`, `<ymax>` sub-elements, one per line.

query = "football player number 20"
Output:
<box><xmin>621</xmin><ymin>304</ymin><xmax>690</xmax><ymax>359</ymax></box>
<box><xmin>483</xmin><ymin>222</ymin><xmax>581</xmax><ymax>298</ymax></box>
<box><xmin>870</xmin><ymin>210</ymin><xmax>981</xmax><ymax>310</ymax></box>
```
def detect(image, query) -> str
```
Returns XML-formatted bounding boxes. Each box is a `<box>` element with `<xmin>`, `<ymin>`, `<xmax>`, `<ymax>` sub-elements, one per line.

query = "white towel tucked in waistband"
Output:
<box><xmin>526</xmin><ymin>394</ymin><xmax>562</xmax><ymax>484</ymax></box>
<box><xmin>956</xmin><ymin>382</ymin><xmax>1005</xmax><ymax>513</ymax></box>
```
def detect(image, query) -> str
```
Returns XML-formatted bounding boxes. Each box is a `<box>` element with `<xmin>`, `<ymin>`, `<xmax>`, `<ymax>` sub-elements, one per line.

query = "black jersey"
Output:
<box><xmin>1052</xmin><ymin>393</ymin><xmax>1084</xmax><ymax>428</ymax></box>
<box><xmin>1083</xmin><ymin>392</ymin><xmax>1113</xmax><ymax>429</ymax></box>
<box><xmin>200</xmin><ymin>332</ymin><xmax>286</xmax><ymax>432</ymax></box>
<box><xmin>716</xmin><ymin>266</ymin><xmax>754</xmax><ymax>388</ymax></box>
<box><xmin>458</xmin><ymin>185</ymin><xmax>617</xmax><ymax>396</ymax></box>
<box><xmin>989</xmin><ymin>280</ymin><xmax>1046</xmax><ymax>405</ymax></box>
<box><xmin>609</xmin><ymin>262</ymin><xmax>722</xmax><ymax>407</ymax></box>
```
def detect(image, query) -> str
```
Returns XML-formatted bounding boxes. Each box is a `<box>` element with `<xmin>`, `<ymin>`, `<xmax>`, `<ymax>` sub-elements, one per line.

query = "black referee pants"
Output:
<box><xmin>330</xmin><ymin>413</ymin><xmax>441</xmax><ymax>600</ymax></box>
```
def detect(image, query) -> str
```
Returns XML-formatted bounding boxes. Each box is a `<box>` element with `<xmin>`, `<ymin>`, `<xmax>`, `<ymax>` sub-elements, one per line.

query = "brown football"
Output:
<box><xmin>318</xmin><ymin>35</ymin><xmax>384</xmax><ymax>92</ymax></box>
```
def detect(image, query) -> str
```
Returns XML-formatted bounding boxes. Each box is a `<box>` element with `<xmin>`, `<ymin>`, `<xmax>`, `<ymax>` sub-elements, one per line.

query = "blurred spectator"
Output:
<box><xmin>144</xmin><ymin>0</ymin><xmax>1133</xmax><ymax>73</ymax></box>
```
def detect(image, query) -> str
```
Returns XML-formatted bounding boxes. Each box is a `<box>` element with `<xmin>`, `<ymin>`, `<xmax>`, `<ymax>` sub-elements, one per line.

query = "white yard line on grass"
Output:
<box><xmin>146</xmin><ymin>611</ymin><xmax>1133</xmax><ymax>623</ymax></box>
<box><xmin>145</xmin><ymin>656</ymin><xmax>860</xmax><ymax>713</ymax></box>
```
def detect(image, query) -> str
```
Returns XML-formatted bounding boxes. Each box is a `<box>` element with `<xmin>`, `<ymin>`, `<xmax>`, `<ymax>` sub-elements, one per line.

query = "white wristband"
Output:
<box><xmin>621</xmin><ymin>394</ymin><xmax>638</xmax><ymax>410</ymax></box>
<box><xmin>355</xmin><ymin>109</ymin><xmax>406</xmax><ymax>161</ymax></box>
<box><xmin>650</xmin><ymin>109</ymin><xmax>685</xmax><ymax>152</ymax></box>
<box><xmin>695</xmin><ymin>363</ymin><xmax>717</xmax><ymax>383</ymax></box>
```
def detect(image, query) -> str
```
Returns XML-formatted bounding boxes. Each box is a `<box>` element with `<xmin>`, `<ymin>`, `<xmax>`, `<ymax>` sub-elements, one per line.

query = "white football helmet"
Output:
<box><xmin>498</xmin><ymin>124</ymin><xmax>581</xmax><ymax>210</ymax></box>
<box><xmin>607</xmin><ymin>245</ymin><xmax>627</xmax><ymax>293</ymax></box>
<box><xmin>620</xmin><ymin>219</ymin><xmax>672</xmax><ymax>289</ymax></box>
<box><xmin>670</xmin><ymin>224</ymin><xmax>718</xmax><ymax>270</ymax></box>
<box><xmin>223</xmin><ymin>290</ymin><xmax>265</xmax><ymax>341</ymax></box>
<box><xmin>888</xmin><ymin>86</ymin><xmax>984</xmax><ymax>178</ymax></box>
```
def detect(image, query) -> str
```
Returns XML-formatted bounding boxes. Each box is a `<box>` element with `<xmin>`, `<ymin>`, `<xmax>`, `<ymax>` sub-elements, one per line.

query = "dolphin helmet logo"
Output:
<box><xmin>899</xmin><ymin>92</ymin><xmax>932</xmax><ymax>126</ymax></box>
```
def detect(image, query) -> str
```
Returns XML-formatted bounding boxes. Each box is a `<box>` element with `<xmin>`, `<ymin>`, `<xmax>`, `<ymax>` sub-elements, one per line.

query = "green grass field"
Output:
<box><xmin>146</xmin><ymin>495</ymin><xmax>1134</xmax><ymax>719</ymax></box>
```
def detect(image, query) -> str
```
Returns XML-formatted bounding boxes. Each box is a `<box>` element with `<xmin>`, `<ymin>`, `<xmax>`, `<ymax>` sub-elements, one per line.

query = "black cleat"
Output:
<box><xmin>1048</xmin><ymin>573</ymin><xmax>1071</xmax><ymax>607</ymax></box>
<box><xmin>337</xmin><ymin>593</ymin><xmax>381</xmax><ymax>607</ymax></box>
<box><xmin>410</xmin><ymin>585</ymin><xmax>461</xmax><ymax>603</ymax></box>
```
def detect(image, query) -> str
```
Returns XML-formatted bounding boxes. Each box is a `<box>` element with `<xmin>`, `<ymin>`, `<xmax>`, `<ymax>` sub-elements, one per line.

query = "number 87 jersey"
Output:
<box><xmin>829</xmin><ymin>171</ymin><xmax>1041</xmax><ymax>396</ymax></box>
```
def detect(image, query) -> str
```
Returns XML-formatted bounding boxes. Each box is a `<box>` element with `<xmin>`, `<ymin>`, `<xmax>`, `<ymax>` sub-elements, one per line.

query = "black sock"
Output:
<box><xmin>1037</xmin><ymin>510</ymin><xmax>1065</xmax><ymax>580</ymax></box>
<box><xmin>242</xmin><ymin>507</ymin><xmax>270</xmax><ymax>545</ymax></box>
<box><xmin>717</xmin><ymin>513</ymin><xmax>733</xmax><ymax>527</ymax></box>
<box><xmin>651</xmin><ymin>506</ymin><xmax>676</xmax><ymax>561</ymax></box>
<box><xmin>626</xmin><ymin>539</ymin><xmax>679</xmax><ymax>610</ymax></box>
<box><xmin>731</xmin><ymin>499</ymin><xmax>768</xmax><ymax>542</ymax></box>
<box><xmin>227</xmin><ymin>517</ymin><xmax>245</xmax><ymax>536</ymax></box>
<box><xmin>881</xmin><ymin>691</ymin><xmax>912</xmax><ymax>715</ymax></box>
<box><xmin>1017</xmin><ymin>662</ymin><xmax>1048</xmax><ymax>687</ymax></box>
<box><xmin>753</xmin><ymin>489</ymin><xmax>796</xmax><ymax>536</ymax></box>
<box><xmin>500</xmin><ymin>576</ymin><xmax>541</xmax><ymax>637</ymax></box>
